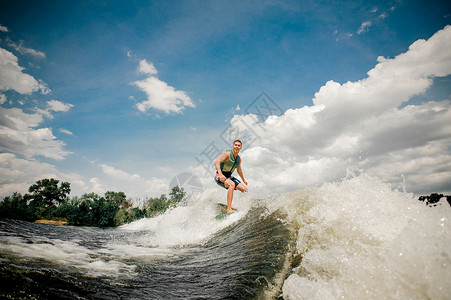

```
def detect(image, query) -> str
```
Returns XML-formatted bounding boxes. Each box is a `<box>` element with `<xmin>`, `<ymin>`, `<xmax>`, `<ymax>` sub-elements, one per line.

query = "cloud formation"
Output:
<box><xmin>47</xmin><ymin>99</ymin><xmax>74</xmax><ymax>112</ymax></box>
<box><xmin>59</xmin><ymin>128</ymin><xmax>73</xmax><ymax>136</ymax></box>
<box><xmin>357</xmin><ymin>21</ymin><xmax>372</xmax><ymax>34</ymax></box>
<box><xmin>98</xmin><ymin>162</ymin><xmax>169</xmax><ymax>199</ymax></box>
<box><xmin>0</xmin><ymin>106</ymin><xmax>73</xmax><ymax>160</ymax></box>
<box><xmin>101</xmin><ymin>163</ymin><xmax>141</xmax><ymax>182</ymax></box>
<box><xmin>234</xmin><ymin>26</ymin><xmax>451</xmax><ymax>194</ymax></box>
<box><xmin>0</xmin><ymin>152</ymin><xmax>86</xmax><ymax>198</ymax></box>
<box><xmin>132</xmin><ymin>59</ymin><xmax>195</xmax><ymax>114</ymax></box>
<box><xmin>0</xmin><ymin>47</ymin><xmax>49</xmax><ymax>94</ymax></box>
<box><xmin>0</xmin><ymin>42</ymin><xmax>77</xmax><ymax>198</ymax></box>
<box><xmin>6</xmin><ymin>38</ymin><xmax>46</xmax><ymax>59</ymax></box>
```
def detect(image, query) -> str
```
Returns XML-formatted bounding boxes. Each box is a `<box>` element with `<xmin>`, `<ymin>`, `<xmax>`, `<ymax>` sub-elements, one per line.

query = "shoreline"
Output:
<box><xmin>34</xmin><ymin>219</ymin><xmax>67</xmax><ymax>225</ymax></box>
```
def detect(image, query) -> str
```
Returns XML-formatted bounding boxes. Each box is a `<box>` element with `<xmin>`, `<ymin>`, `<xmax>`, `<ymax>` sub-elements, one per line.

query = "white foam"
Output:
<box><xmin>281</xmin><ymin>174</ymin><xmax>451</xmax><ymax>299</ymax></box>
<box><xmin>0</xmin><ymin>236</ymin><xmax>136</xmax><ymax>277</ymax></box>
<box><xmin>119</xmin><ymin>189</ymin><xmax>250</xmax><ymax>248</ymax></box>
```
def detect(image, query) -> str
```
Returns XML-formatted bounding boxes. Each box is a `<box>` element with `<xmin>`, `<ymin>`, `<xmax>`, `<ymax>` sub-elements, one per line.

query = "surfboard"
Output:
<box><xmin>215</xmin><ymin>203</ymin><xmax>237</xmax><ymax>220</ymax></box>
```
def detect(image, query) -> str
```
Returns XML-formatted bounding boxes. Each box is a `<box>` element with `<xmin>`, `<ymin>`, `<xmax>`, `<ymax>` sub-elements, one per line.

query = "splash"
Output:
<box><xmin>0</xmin><ymin>235</ymin><xmax>137</xmax><ymax>277</ymax></box>
<box><xmin>279</xmin><ymin>174</ymin><xmax>450</xmax><ymax>299</ymax></box>
<box><xmin>119</xmin><ymin>189</ymin><xmax>251</xmax><ymax>248</ymax></box>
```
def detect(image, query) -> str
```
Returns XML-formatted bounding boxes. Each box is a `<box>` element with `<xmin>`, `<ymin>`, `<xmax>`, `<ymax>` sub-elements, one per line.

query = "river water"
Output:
<box><xmin>1</xmin><ymin>174</ymin><xmax>450</xmax><ymax>299</ymax></box>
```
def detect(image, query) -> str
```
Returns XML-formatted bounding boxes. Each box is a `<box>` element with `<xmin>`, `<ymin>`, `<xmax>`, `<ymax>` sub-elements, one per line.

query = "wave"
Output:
<box><xmin>277</xmin><ymin>174</ymin><xmax>451</xmax><ymax>299</ymax></box>
<box><xmin>1</xmin><ymin>173</ymin><xmax>449</xmax><ymax>299</ymax></box>
<box><xmin>112</xmin><ymin>172</ymin><xmax>451</xmax><ymax>299</ymax></box>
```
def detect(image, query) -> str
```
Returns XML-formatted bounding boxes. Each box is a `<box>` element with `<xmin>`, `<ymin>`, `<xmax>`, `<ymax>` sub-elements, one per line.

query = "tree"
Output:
<box><xmin>1</xmin><ymin>178</ymin><xmax>184</xmax><ymax>227</ymax></box>
<box><xmin>26</xmin><ymin>178</ymin><xmax>71</xmax><ymax>219</ymax></box>
<box><xmin>145</xmin><ymin>194</ymin><xmax>169</xmax><ymax>217</ymax></box>
<box><xmin>104</xmin><ymin>191</ymin><xmax>133</xmax><ymax>226</ymax></box>
<box><xmin>54</xmin><ymin>197</ymin><xmax>81</xmax><ymax>223</ymax></box>
<box><xmin>105</xmin><ymin>191</ymin><xmax>131</xmax><ymax>209</ymax></box>
<box><xmin>169</xmin><ymin>186</ymin><xmax>186</xmax><ymax>207</ymax></box>
<box><xmin>0</xmin><ymin>192</ymin><xmax>33</xmax><ymax>221</ymax></box>
<box><xmin>126</xmin><ymin>207</ymin><xmax>147</xmax><ymax>223</ymax></box>
<box><xmin>95</xmin><ymin>196</ymin><xmax>119</xmax><ymax>227</ymax></box>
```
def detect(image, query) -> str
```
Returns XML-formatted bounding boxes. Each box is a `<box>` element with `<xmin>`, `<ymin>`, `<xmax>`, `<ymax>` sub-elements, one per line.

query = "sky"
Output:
<box><xmin>0</xmin><ymin>0</ymin><xmax>450</xmax><ymax>200</ymax></box>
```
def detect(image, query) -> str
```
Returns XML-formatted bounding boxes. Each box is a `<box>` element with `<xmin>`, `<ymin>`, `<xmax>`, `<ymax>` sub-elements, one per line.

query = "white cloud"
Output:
<box><xmin>0</xmin><ymin>153</ymin><xmax>58</xmax><ymax>196</ymax></box>
<box><xmin>0</xmin><ymin>153</ymin><xmax>87</xmax><ymax>198</ymax></box>
<box><xmin>7</xmin><ymin>38</ymin><xmax>46</xmax><ymax>59</ymax></box>
<box><xmin>365</xmin><ymin>141</ymin><xmax>451</xmax><ymax>192</ymax></box>
<box><xmin>37</xmin><ymin>79</ymin><xmax>51</xmax><ymax>94</ymax></box>
<box><xmin>0</xmin><ymin>93</ymin><xmax>6</xmax><ymax>105</ymax></box>
<box><xmin>47</xmin><ymin>99</ymin><xmax>74</xmax><ymax>112</ymax></box>
<box><xmin>231</xmin><ymin>26</ymin><xmax>451</xmax><ymax>194</ymax></box>
<box><xmin>59</xmin><ymin>128</ymin><xmax>73</xmax><ymax>135</ymax></box>
<box><xmin>89</xmin><ymin>177</ymin><xmax>106</xmax><ymax>195</ymax></box>
<box><xmin>132</xmin><ymin>59</ymin><xmax>196</xmax><ymax>114</ymax></box>
<box><xmin>0</xmin><ymin>153</ymin><xmax>168</xmax><ymax>199</ymax></box>
<box><xmin>157</xmin><ymin>165</ymin><xmax>175</xmax><ymax>174</ymax></box>
<box><xmin>357</xmin><ymin>21</ymin><xmax>372</xmax><ymax>34</ymax></box>
<box><xmin>0</xmin><ymin>106</ymin><xmax>72</xmax><ymax>160</ymax></box>
<box><xmin>100</xmin><ymin>163</ymin><xmax>141</xmax><ymax>181</ymax></box>
<box><xmin>0</xmin><ymin>47</ymin><xmax>50</xmax><ymax>95</ymax></box>
<box><xmin>334</xmin><ymin>31</ymin><xmax>353</xmax><ymax>41</ymax></box>
<box><xmin>97</xmin><ymin>163</ymin><xmax>169</xmax><ymax>199</ymax></box>
<box><xmin>0</xmin><ymin>47</ymin><xmax>49</xmax><ymax>94</ymax></box>
<box><xmin>35</xmin><ymin>100</ymin><xmax>74</xmax><ymax>119</ymax></box>
<box><xmin>138</xmin><ymin>59</ymin><xmax>158</xmax><ymax>75</ymax></box>
<box><xmin>0</xmin><ymin>24</ymin><xmax>8</xmax><ymax>32</ymax></box>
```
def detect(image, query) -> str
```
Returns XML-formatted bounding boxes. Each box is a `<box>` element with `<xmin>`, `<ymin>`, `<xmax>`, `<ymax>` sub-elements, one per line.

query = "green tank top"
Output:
<box><xmin>220</xmin><ymin>150</ymin><xmax>240</xmax><ymax>177</ymax></box>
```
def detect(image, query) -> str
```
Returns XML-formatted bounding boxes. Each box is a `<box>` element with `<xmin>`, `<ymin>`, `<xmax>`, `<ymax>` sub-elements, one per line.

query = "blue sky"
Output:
<box><xmin>1</xmin><ymin>0</ymin><xmax>450</xmax><ymax>199</ymax></box>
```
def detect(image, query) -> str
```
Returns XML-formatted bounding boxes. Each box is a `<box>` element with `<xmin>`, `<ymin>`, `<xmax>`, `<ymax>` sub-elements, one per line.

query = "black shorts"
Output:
<box><xmin>214</xmin><ymin>173</ymin><xmax>241</xmax><ymax>190</ymax></box>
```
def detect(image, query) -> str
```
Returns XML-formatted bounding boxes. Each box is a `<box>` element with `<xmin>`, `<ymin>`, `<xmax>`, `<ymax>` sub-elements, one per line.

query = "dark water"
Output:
<box><xmin>0</xmin><ymin>207</ymin><xmax>295</xmax><ymax>299</ymax></box>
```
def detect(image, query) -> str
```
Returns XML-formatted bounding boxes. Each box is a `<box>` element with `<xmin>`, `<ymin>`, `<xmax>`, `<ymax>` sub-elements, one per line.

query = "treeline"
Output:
<box><xmin>418</xmin><ymin>193</ymin><xmax>451</xmax><ymax>207</ymax></box>
<box><xmin>0</xmin><ymin>178</ymin><xmax>186</xmax><ymax>227</ymax></box>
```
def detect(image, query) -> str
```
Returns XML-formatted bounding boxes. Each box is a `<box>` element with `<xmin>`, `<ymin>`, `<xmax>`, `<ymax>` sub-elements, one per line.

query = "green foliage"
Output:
<box><xmin>1</xmin><ymin>180</ymin><xmax>187</xmax><ymax>228</ymax></box>
<box><xmin>0</xmin><ymin>179</ymin><xmax>70</xmax><ymax>221</ymax></box>
<box><xmin>0</xmin><ymin>192</ymin><xmax>34</xmax><ymax>221</ymax></box>
<box><xmin>27</xmin><ymin>178</ymin><xmax>71</xmax><ymax>219</ymax></box>
<box><xmin>169</xmin><ymin>185</ymin><xmax>186</xmax><ymax>207</ymax></box>
<box><xmin>127</xmin><ymin>207</ymin><xmax>147</xmax><ymax>222</ymax></box>
<box><xmin>143</xmin><ymin>186</ymin><xmax>186</xmax><ymax>217</ymax></box>
<box><xmin>55</xmin><ymin>192</ymin><xmax>120</xmax><ymax>227</ymax></box>
<box><xmin>54</xmin><ymin>197</ymin><xmax>81</xmax><ymax>223</ymax></box>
